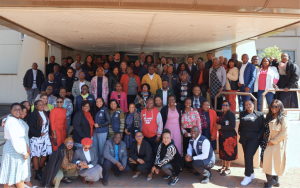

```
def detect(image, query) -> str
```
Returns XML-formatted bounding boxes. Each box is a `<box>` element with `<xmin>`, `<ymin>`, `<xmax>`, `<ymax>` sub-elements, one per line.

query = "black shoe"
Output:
<box><xmin>194</xmin><ymin>172</ymin><xmax>200</xmax><ymax>176</ymax></box>
<box><xmin>162</xmin><ymin>175</ymin><xmax>171</xmax><ymax>179</ymax></box>
<box><xmin>35</xmin><ymin>172</ymin><xmax>42</xmax><ymax>181</ymax></box>
<box><xmin>102</xmin><ymin>179</ymin><xmax>108</xmax><ymax>186</ymax></box>
<box><xmin>114</xmin><ymin>173</ymin><xmax>121</xmax><ymax>177</ymax></box>
<box><xmin>264</xmin><ymin>182</ymin><xmax>280</xmax><ymax>187</ymax></box>
<box><xmin>168</xmin><ymin>177</ymin><xmax>179</xmax><ymax>186</ymax></box>
<box><xmin>201</xmin><ymin>177</ymin><xmax>209</xmax><ymax>184</ymax></box>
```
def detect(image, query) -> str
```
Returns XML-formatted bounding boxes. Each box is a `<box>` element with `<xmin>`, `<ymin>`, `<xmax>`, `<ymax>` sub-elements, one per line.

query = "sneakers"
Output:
<box><xmin>251</xmin><ymin>173</ymin><xmax>255</xmax><ymax>180</ymax></box>
<box><xmin>168</xmin><ymin>177</ymin><xmax>179</xmax><ymax>185</ymax></box>
<box><xmin>241</xmin><ymin>176</ymin><xmax>252</xmax><ymax>185</ymax></box>
<box><xmin>163</xmin><ymin>175</ymin><xmax>171</xmax><ymax>179</ymax></box>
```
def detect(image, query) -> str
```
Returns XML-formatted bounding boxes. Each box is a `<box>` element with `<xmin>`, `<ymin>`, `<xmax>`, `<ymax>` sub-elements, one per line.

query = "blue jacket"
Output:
<box><xmin>238</xmin><ymin>63</ymin><xmax>256</xmax><ymax>90</ymax></box>
<box><xmin>189</xmin><ymin>135</ymin><xmax>215</xmax><ymax>165</ymax></box>
<box><xmin>111</xmin><ymin>109</ymin><xmax>123</xmax><ymax>133</ymax></box>
<box><xmin>161</xmin><ymin>73</ymin><xmax>178</xmax><ymax>89</ymax></box>
<box><xmin>75</xmin><ymin>94</ymin><xmax>95</xmax><ymax>113</ymax></box>
<box><xmin>136</xmin><ymin>66</ymin><xmax>147</xmax><ymax>81</ymax></box>
<box><xmin>94</xmin><ymin>106</ymin><xmax>111</xmax><ymax>133</ymax></box>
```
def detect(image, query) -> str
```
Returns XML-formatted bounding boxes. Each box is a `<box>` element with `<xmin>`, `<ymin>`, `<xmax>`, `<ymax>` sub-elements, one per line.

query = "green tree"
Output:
<box><xmin>259</xmin><ymin>45</ymin><xmax>282</xmax><ymax>59</ymax></box>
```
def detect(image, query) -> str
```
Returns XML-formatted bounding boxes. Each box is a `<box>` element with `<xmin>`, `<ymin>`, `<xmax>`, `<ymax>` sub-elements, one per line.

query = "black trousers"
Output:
<box><xmin>127</xmin><ymin>95</ymin><xmax>136</xmax><ymax>108</ymax></box>
<box><xmin>128</xmin><ymin>159</ymin><xmax>153</xmax><ymax>174</ymax></box>
<box><xmin>211</xmin><ymin>97</ymin><xmax>223</xmax><ymax>116</ymax></box>
<box><xmin>183</xmin><ymin>128</ymin><xmax>191</xmax><ymax>155</ymax></box>
<box><xmin>144</xmin><ymin>136</ymin><xmax>159</xmax><ymax>158</ymax></box>
<box><xmin>200</xmin><ymin>85</ymin><xmax>208</xmax><ymax>99</ymax></box>
<box><xmin>239</xmin><ymin>137</ymin><xmax>260</xmax><ymax>176</ymax></box>
<box><xmin>185</xmin><ymin>160</ymin><xmax>214</xmax><ymax>178</ymax></box>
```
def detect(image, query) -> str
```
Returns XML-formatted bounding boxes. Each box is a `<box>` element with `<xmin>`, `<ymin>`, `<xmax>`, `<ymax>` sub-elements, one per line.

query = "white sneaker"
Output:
<box><xmin>251</xmin><ymin>173</ymin><xmax>255</xmax><ymax>180</ymax></box>
<box><xmin>241</xmin><ymin>176</ymin><xmax>252</xmax><ymax>185</ymax></box>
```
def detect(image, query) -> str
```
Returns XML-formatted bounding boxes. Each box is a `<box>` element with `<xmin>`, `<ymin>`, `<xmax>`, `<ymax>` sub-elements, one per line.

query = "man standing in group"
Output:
<box><xmin>189</xmin><ymin>86</ymin><xmax>207</xmax><ymax>110</ymax></box>
<box><xmin>205</xmin><ymin>53</ymin><xmax>213</xmax><ymax>69</ymax></box>
<box><xmin>142</xmin><ymin>66</ymin><xmax>162</xmax><ymax>95</ymax></box>
<box><xmin>162</xmin><ymin>65</ymin><xmax>179</xmax><ymax>90</ymax></box>
<box><xmin>140</xmin><ymin>98</ymin><xmax>163</xmax><ymax>157</ymax></box>
<box><xmin>71</xmin><ymin>54</ymin><xmax>84</xmax><ymax>69</ymax></box>
<box><xmin>174</xmin><ymin>73</ymin><xmax>193</xmax><ymax>105</ymax></box>
<box><xmin>232</xmin><ymin>53</ymin><xmax>243</xmax><ymax>68</ymax></box>
<box><xmin>140</xmin><ymin>52</ymin><xmax>146</xmax><ymax>66</ymax></box>
<box><xmin>52</xmin><ymin>65</ymin><xmax>64</xmax><ymax>86</ymax></box>
<box><xmin>238</xmin><ymin>54</ymin><xmax>257</xmax><ymax>110</ymax></box>
<box><xmin>124</xmin><ymin>55</ymin><xmax>130</xmax><ymax>66</ymax></box>
<box><xmin>219</xmin><ymin>56</ymin><xmax>227</xmax><ymax>70</ymax></box>
<box><xmin>172</xmin><ymin>57</ymin><xmax>178</xmax><ymax>74</ymax></box>
<box><xmin>224</xmin><ymin>57</ymin><xmax>228</xmax><ymax>66</ymax></box>
<box><xmin>74</xmin><ymin>62</ymin><xmax>90</xmax><ymax>81</ymax></box>
<box><xmin>46</xmin><ymin>56</ymin><xmax>59</xmax><ymax>77</ymax></box>
<box><xmin>102</xmin><ymin>55</ymin><xmax>108</xmax><ymax>64</ymax></box>
<box><xmin>187</xmin><ymin>56</ymin><xmax>197</xmax><ymax>78</ymax></box>
<box><xmin>110</xmin><ymin>52</ymin><xmax>121</xmax><ymax>71</ymax></box>
<box><xmin>192</xmin><ymin>61</ymin><xmax>209</xmax><ymax>99</ymax></box>
<box><xmin>72</xmin><ymin>71</ymin><xmax>92</xmax><ymax>100</ymax></box>
<box><xmin>156</xmin><ymin>78</ymin><xmax>174</xmax><ymax>107</ymax></box>
<box><xmin>23</xmin><ymin>62</ymin><xmax>45</xmax><ymax>104</ymax></box>
<box><xmin>60</xmin><ymin>58</ymin><xmax>69</xmax><ymax>75</ymax></box>
<box><xmin>251</xmin><ymin>56</ymin><xmax>260</xmax><ymax>67</ymax></box>
<box><xmin>41</xmin><ymin>73</ymin><xmax>59</xmax><ymax>96</ymax></box>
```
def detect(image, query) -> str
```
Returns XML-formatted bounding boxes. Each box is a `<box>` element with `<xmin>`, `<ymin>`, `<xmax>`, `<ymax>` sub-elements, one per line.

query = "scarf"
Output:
<box><xmin>180</xmin><ymin>82</ymin><xmax>188</xmax><ymax>101</ymax></box>
<box><xmin>81</xmin><ymin>93</ymin><xmax>89</xmax><ymax>100</ymax></box>
<box><xmin>83</xmin><ymin>111</ymin><xmax>94</xmax><ymax>137</ymax></box>
<box><xmin>198</xmin><ymin>108</ymin><xmax>208</xmax><ymax>129</ymax></box>
<box><xmin>278</xmin><ymin>61</ymin><xmax>287</xmax><ymax>75</ymax></box>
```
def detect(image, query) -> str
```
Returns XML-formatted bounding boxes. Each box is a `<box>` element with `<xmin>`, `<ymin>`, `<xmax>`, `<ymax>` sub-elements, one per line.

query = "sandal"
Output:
<box><xmin>221</xmin><ymin>169</ymin><xmax>231</xmax><ymax>176</ymax></box>
<box><xmin>61</xmin><ymin>177</ymin><xmax>72</xmax><ymax>184</ymax></box>
<box><xmin>217</xmin><ymin>166</ymin><xmax>226</xmax><ymax>173</ymax></box>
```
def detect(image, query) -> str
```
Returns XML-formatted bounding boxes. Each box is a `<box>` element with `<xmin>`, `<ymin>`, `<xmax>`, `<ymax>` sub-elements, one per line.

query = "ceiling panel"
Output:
<box><xmin>0</xmin><ymin>8</ymin><xmax>299</xmax><ymax>54</ymax></box>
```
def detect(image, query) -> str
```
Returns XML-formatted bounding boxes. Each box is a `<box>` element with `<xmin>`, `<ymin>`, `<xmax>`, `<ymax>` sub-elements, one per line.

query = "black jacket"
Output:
<box><xmin>219</xmin><ymin>110</ymin><xmax>237</xmax><ymax>138</ymax></box>
<box><xmin>160</xmin><ymin>104</ymin><xmax>182</xmax><ymax>131</ymax></box>
<box><xmin>129</xmin><ymin>140</ymin><xmax>153</xmax><ymax>162</ymax></box>
<box><xmin>238</xmin><ymin>110</ymin><xmax>265</xmax><ymax>140</ymax></box>
<box><xmin>205</xmin><ymin>60</ymin><xmax>213</xmax><ymax>70</ymax></box>
<box><xmin>72</xmin><ymin>111</ymin><xmax>92</xmax><ymax>143</ymax></box>
<box><xmin>28</xmin><ymin>110</ymin><xmax>50</xmax><ymax>138</ymax></box>
<box><xmin>108</xmin><ymin>73</ymin><xmax>121</xmax><ymax>94</ymax></box>
<box><xmin>188</xmin><ymin>95</ymin><xmax>207</xmax><ymax>109</ymax></box>
<box><xmin>41</xmin><ymin>82</ymin><xmax>59</xmax><ymax>96</ymax></box>
<box><xmin>188</xmin><ymin>64</ymin><xmax>197</xmax><ymax>79</ymax></box>
<box><xmin>41</xmin><ymin>144</ymin><xmax>66</xmax><ymax>187</ymax></box>
<box><xmin>23</xmin><ymin>69</ymin><xmax>45</xmax><ymax>90</ymax></box>
<box><xmin>46</xmin><ymin>62</ymin><xmax>59</xmax><ymax>77</ymax></box>
<box><xmin>173</xmin><ymin>82</ymin><xmax>193</xmax><ymax>103</ymax></box>
<box><xmin>135</xmin><ymin>66</ymin><xmax>147</xmax><ymax>81</ymax></box>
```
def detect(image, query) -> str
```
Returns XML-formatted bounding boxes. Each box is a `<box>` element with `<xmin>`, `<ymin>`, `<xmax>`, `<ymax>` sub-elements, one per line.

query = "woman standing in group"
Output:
<box><xmin>20</xmin><ymin>100</ymin><xmax>31</xmax><ymax>117</ymax></box>
<box><xmin>154</xmin><ymin>95</ymin><xmax>163</xmax><ymax>112</ymax></box>
<box><xmin>31</xmin><ymin>92</ymin><xmax>54</xmax><ymax>115</ymax></box>
<box><xmin>261</xmin><ymin>100</ymin><xmax>287</xmax><ymax>188</ymax></box>
<box><xmin>134</xmin><ymin>60</ymin><xmax>147</xmax><ymax>81</ymax></box>
<box><xmin>82</xmin><ymin>55</ymin><xmax>97</xmax><ymax>78</ymax></box>
<box><xmin>120</xmin><ymin>66</ymin><xmax>141</xmax><ymax>105</ymax></box>
<box><xmin>119</xmin><ymin>61</ymin><xmax>127</xmax><ymax>77</ymax></box>
<box><xmin>91</xmin><ymin>67</ymin><xmax>109</xmax><ymax>105</ymax></box>
<box><xmin>108</xmin><ymin>66</ymin><xmax>120</xmax><ymax>95</ymax></box>
<box><xmin>93</xmin><ymin>97</ymin><xmax>111</xmax><ymax>164</ymax></box>
<box><xmin>273</xmin><ymin>53</ymin><xmax>300</xmax><ymax>108</ymax></box>
<box><xmin>225</xmin><ymin>59</ymin><xmax>239</xmax><ymax>112</ymax></box>
<box><xmin>61</xmin><ymin>67</ymin><xmax>78</xmax><ymax>102</ymax></box>
<box><xmin>254</xmin><ymin>58</ymin><xmax>279</xmax><ymax>111</ymax></box>
<box><xmin>177</xmin><ymin>63</ymin><xmax>192</xmax><ymax>83</ymax></box>
<box><xmin>28</xmin><ymin>100</ymin><xmax>52</xmax><ymax>181</ymax></box>
<box><xmin>209</xmin><ymin>57</ymin><xmax>226</xmax><ymax>114</ymax></box>
<box><xmin>110</xmin><ymin>82</ymin><xmax>128</xmax><ymax>113</ymax></box>
<box><xmin>151</xmin><ymin>129</ymin><xmax>183</xmax><ymax>186</ymax></box>
<box><xmin>160</xmin><ymin>64</ymin><xmax>168</xmax><ymax>77</ymax></box>
<box><xmin>53</xmin><ymin>87</ymin><xmax>73</xmax><ymax>135</ymax></box>
<box><xmin>124</xmin><ymin>103</ymin><xmax>141</xmax><ymax>149</ymax></box>
<box><xmin>50</xmin><ymin>97</ymin><xmax>67</xmax><ymax>152</ymax></box>
<box><xmin>239</xmin><ymin>100</ymin><xmax>265</xmax><ymax>185</ymax></box>
<box><xmin>181</xmin><ymin>98</ymin><xmax>201</xmax><ymax>159</ymax></box>
<box><xmin>107</xmin><ymin>99</ymin><xmax>125</xmax><ymax>139</ymax></box>
<box><xmin>0</xmin><ymin>103</ymin><xmax>30</xmax><ymax>188</ymax></box>
<box><xmin>198</xmin><ymin>100</ymin><xmax>218</xmax><ymax>150</ymax></box>
<box><xmin>134</xmin><ymin>83</ymin><xmax>153</xmax><ymax>113</ymax></box>
<box><xmin>73</xmin><ymin>100</ymin><xmax>94</xmax><ymax>148</ymax></box>
<box><xmin>75</xmin><ymin>85</ymin><xmax>95</xmax><ymax>113</ymax></box>
<box><xmin>216</xmin><ymin>100</ymin><xmax>237</xmax><ymax>176</ymax></box>
<box><xmin>161</xmin><ymin>94</ymin><xmax>182</xmax><ymax>155</ymax></box>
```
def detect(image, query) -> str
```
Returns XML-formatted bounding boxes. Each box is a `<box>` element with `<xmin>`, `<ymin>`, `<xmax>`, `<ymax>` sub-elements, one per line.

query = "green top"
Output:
<box><xmin>31</xmin><ymin>103</ymin><xmax>54</xmax><ymax>112</ymax></box>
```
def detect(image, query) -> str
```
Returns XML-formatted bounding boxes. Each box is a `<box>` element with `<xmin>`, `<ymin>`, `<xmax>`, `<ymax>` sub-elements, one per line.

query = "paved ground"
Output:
<box><xmin>25</xmin><ymin>160</ymin><xmax>299</xmax><ymax>188</ymax></box>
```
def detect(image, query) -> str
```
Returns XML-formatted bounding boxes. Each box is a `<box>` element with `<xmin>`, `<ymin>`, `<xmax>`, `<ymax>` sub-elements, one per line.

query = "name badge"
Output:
<box><xmin>99</xmin><ymin>113</ymin><xmax>102</xmax><ymax>117</ymax></box>
<box><xmin>225</xmin><ymin>120</ymin><xmax>229</xmax><ymax>126</ymax></box>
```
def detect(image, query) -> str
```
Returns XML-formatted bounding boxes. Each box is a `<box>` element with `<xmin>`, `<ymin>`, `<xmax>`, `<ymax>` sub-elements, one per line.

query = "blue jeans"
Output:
<box><xmin>240</xmin><ymin>86</ymin><xmax>253</xmax><ymax>111</ymax></box>
<box><xmin>67</xmin><ymin>119</ymin><xmax>71</xmax><ymax>136</ymax></box>
<box><xmin>93</xmin><ymin>132</ymin><xmax>108</xmax><ymax>165</ymax></box>
<box><xmin>257</xmin><ymin>90</ymin><xmax>274</xmax><ymax>111</ymax></box>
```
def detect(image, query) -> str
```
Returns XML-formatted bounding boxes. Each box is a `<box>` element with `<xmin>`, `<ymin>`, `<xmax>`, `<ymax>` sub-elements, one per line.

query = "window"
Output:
<box><xmin>281</xmin><ymin>51</ymin><xmax>295</xmax><ymax>62</ymax></box>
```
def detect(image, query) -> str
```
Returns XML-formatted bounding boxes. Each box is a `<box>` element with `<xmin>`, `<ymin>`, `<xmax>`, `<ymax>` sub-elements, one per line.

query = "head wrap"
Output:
<box><xmin>81</xmin><ymin>137</ymin><xmax>93</xmax><ymax>146</ymax></box>
<box><xmin>64</xmin><ymin>137</ymin><xmax>74</xmax><ymax>145</ymax></box>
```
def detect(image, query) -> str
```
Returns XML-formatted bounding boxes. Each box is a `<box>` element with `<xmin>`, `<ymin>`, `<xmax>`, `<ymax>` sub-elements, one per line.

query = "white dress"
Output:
<box><xmin>29</xmin><ymin>111</ymin><xmax>52</xmax><ymax>157</ymax></box>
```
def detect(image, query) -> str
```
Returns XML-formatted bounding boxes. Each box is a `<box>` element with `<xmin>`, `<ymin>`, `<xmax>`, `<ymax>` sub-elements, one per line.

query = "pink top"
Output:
<box><xmin>258</xmin><ymin>69</ymin><xmax>268</xmax><ymax>90</ymax></box>
<box><xmin>110</xmin><ymin>91</ymin><xmax>128</xmax><ymax>113</ymax></box>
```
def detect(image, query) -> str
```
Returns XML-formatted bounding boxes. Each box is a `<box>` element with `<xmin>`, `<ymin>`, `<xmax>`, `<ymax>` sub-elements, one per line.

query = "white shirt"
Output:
<box><xmin>187</xmin><ymin>135</ymin><xmax>211</xmax><ymax>160</ymax></box>
<box><xmin>148</xmin><ymin>73</ymin><xmax>154</xmax><ymax>80</ymax></box>
<box><xmin>71</xmin><ymin>61</ymin><xmax>84</xmax><ymax>69</ymax></box>
<box><xmin>162</xmin><ymin>88</ymin><xmax>168</xmax><ymax>106</ymax></box>
<box><xmin>79</xmin><ymin>81</ymin><xmax>85</xmax><ymax>94</ymax></box>
<box><xmin>239</xmin><ymin>62</ymin><xmax>248</xmax><ymax>85</ymax></box>
<box><xmin>76</xmin><ymin>148</ymin><xmax>94</xmax><ymax>169</ymax></box>
<box><xmin>4</xmin><ymin>116</ymin><xmax>27</xmax><ymax>155</ymax></box>
<box><xmin>32</xmin><ymin>69</ymin><xmax>37</xmax><ymax>89</ymax></box>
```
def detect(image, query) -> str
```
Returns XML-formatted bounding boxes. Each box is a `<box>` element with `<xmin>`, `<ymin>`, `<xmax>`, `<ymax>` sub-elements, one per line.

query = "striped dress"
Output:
<box><xmin>0</xmin><ymin>116</ymin><xmax>28</xmax><ymax>186</ymax></box>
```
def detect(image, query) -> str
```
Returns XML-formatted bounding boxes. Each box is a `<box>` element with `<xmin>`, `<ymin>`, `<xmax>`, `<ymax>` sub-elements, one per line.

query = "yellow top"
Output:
<box><xmin>141</xmin><ymin>74</ymin><xmax>162</xmax><ymax>95</ymax></box>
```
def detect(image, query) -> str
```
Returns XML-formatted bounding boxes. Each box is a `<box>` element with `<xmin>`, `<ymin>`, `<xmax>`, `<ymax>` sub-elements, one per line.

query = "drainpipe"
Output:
<box><xmin>47</xmin><ymin>40</ymin><xmax>51</xmax><ymax>65</ymax></box>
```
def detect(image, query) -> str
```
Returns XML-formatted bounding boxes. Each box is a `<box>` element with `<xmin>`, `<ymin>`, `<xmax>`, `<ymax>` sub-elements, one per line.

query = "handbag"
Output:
<box><xmin>228</xmin><ymin>79</ymin><xmax>239</xmax><ymax>90</ymax></box>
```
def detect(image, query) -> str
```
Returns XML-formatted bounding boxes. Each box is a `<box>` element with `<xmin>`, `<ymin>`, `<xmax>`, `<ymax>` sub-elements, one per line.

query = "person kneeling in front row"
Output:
<box><xmin>185</xmin><ymin>126</ymin><xmax>216</xmax><ymax>184</ymax></box>
<box><xmin>72</xmin><ymin>137</ymin><xmax>103</xmax><ymax>185</ymax></box>
<box><xmin>102</xmin><ymin>133</ymin><xmax>130</xmax><ymax>186</ymax></box>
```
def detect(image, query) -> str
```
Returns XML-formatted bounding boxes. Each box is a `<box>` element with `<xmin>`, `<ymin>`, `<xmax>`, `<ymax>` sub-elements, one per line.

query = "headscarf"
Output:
<box><xmin>64</xmin><ymin>137</ymin><xmax>74</xmax><ymax>146</ymax></box>
<box><xmin>81</xmin><ymin>137</ymin><xmax>93</xmax><ymax>146</ymax></box>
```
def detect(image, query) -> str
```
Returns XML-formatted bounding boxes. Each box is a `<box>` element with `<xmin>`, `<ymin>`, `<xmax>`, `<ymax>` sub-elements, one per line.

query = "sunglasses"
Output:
<box><xmin>271</xmin><ymin>105</ymin><xmax>279</xmax><ymax>109</ymax></box>
<box><xmin>67</xmin><ymin>143</ymin><xmax>74</xmax><ymax>145</ymax></box>
<box><xmin>82</xmin><ymin>88</ymin><xmax>88</xmax><ymax>91</ymax></box>
<box><xmin>56</xmin><ymin>101</ymin><xmax>63</xmax><ymax>103</ymax></box>
<box><xmin>222</xmin><ymin>104</ymin><xmax>229</xmax><ymax>107</ymax></box>
<box><xmin>135</xmin><ymin>135</ymin><xmax>143</xmax><ymax>138</ymax></box>
<box><xmin>79</xmin><ymin>74</ymin><xmax>85</xmax><ymax>76</ymax></box>
<box><xmin>76</xmin><ymin>64</ymin><xmax>81</xmax><ymax>66</ymax></box>
<box><xmin>84</xmin><ymin>147</ymin><xmax>91</xmax><ymax>150</ymax></box>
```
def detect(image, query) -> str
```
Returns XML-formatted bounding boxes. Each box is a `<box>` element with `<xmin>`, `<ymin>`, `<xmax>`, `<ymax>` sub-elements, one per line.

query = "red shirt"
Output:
<box><xmin>141</xmin><ymin>108</ymin><xmax>160</xmax><ymax>138</ymax></box>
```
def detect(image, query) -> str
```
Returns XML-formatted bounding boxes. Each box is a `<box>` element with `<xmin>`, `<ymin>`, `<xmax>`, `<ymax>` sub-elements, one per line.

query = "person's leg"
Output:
<box><xmin>32</xmin><ymin>88</ymin><xmax>40</xmax><ymax>104</ymax></box>
<box><xmin>99</xmin><ymin>132</ymin><xmax>108</xmax><ymax>165</ymax></box>
<box><xmin>15</xmin><ymin>181</ymin><xmax>25</xmax><ymax>188</ymax></box>
<box><xmin>144</xmin><ymin>136</ymin><xmax>157</xmax><ymax>157</ymax></box>
<box><xmin>92</xmin><ymin>132</ymin><xmax>100</xmax><ymax>163</ymax></box>
<box><xmin>200</xmin><ymin>85</ymin><xmax>208</xmax><ymax>99</ymax></box>
<box><xmin>67</xmin><ymin>119</ymin><xmax>71</xmax><ymax>136</ymax></box>
<box><xmin>242</xmin><ymin>138</ymin><xmax>259</xmax><ymax>177</ymax></box>
<box><xmin>26</xmin><ymin>88</ymin><xmax>33</xmax><ymax>105</ymax></box>
<box><xmin>161</xmin><ymin>163</ymin><xmax>174</xmax><ymax>177</ymax></box>
<box><xmin>257</xmin><ymin>90</ymin><xmax>263</xmax><ymax>111</ymax></box>
<box><xmin>266</xmin><ymin>173</ymin><xmax>276</xmax><ymax>186</ymax></box>
<box><xmin>128</xmin><ymin>161</ymin><xmax>138</xmax><ymax>171</ymax></box>
<box><xmin>265</xmin><ymin>92</ymin><xmax>274</xmax><ymax>108</ymax></box>
<box><xmin>239</xmin><ymin>86</ymin><xmax>245</xmax><ymax>111</ymax></box>
<box><xmin>53</xmin><ymin>169</ymin><xmax>64</xmax><ymax>188</ymax></box>
<box><xmin>136</xmin><ymin>160</ymin><xmax>153</xmax><ymax>174</ymax></box>
<box><xmin>102</xmin><ymin>159</ymin><xmax>112</xmax><ymax>181</ymax></box>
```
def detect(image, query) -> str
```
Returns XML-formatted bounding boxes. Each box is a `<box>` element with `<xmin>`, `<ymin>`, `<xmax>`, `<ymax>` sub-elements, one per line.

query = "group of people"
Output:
<box><xmin>0</xmin><ymin>51</ymin><xmax>294</xmax><ymax>188</ymax></box>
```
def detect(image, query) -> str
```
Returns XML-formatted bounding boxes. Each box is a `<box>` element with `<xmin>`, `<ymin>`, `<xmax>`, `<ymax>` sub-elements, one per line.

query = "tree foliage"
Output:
<box><xmin>259</xmin><ymin>45</ymin><xmax>282</xmax><ymax>59</ymax></box>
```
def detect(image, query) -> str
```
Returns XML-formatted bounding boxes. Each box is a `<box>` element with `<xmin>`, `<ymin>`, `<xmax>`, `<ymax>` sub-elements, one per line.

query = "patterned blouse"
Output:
<box><xmin>181</xmin><ymin>108</ymin><xmax>202</xmax><ymax>134</ymax></box>
<box><xmin>154</xmin><ymin>143</ymin><xmax>176</xmax><ymax>167</ymax></box>
<box><xmin>61</xmin><ymin>149</ymin><xmax>77</xmax><ymax>170</ymax></box>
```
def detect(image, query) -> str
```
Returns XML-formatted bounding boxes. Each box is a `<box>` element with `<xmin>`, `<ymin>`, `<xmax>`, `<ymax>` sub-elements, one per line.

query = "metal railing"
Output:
<box><xmin>0</xmin><ymin>114</ymin><xmax>8</xmax><ymax>146</ymax></box>
<box><xmin>213</xmin><ymin>92</ymin><xmax>257</xmax><ymax>114</ymax></box>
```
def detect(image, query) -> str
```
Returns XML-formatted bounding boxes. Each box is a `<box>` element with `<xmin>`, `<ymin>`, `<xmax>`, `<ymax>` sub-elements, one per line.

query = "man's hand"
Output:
<box><xmin>185</xmin><ymin>154</ymin><xmax>192</xmax><ymax>162</ymax></box>
<box><xmin>216</xmin><ymin>124</ymin><xmax>221</xmax><ymax>130</ymax></box>
<box><xmin>207</xmin><ymin>88</ymin><xmax>210</xmax><ymax>93</ymax></box>
<box><xmin>41</xmin><ymin>133</ymin><xmax>46</xmax><ymax>137</ymax></box>
<box><xmin>245</xmin><ymin>87</ymin><xmax>250</xmax><ymax>93</ymax></box>
<box><xmin>211</xmin><ymin>135</ymin><xmax>215</xmax><ymax>140</ymax></box>
<box><xmin>119</xmin><ymin>165</ymin><xmax>125</xmax><ymax>171</ymax></box>
<box><xmin>155</xmin><ymin>136</ymin><xmax>160</xmax><ymax>143</ymax></box>
<box><xmin>267</xmin><ymin>141</ymin><xmax>274</xmax><ymax>146</ymax></box>
<box><xmin>25</xmin><ymin>87</ymin><xmax>28</xmax><ymax>91</ymax></box>
<box><xmin>129</xmin><ymin>158</ymin><xmax>137</xmax><ymax>164</ymax></box>
<box><xmin>53</xmin><ymin>135</ymin><xmax>57</xmax><ymax>143</ymax></box>
<box><xmin>284</xmin><ymin>87</ymin><xmax>289</xmax><ymax>92</ymax></box>
<box><xmin>273</xmin><ymin>84</ymin><xmax>279</xmax><ymax>90</ymax></box>
<box><xmin>180</xmin><ymin>92</ymin><xmax>183</xmax><ymax>96</ymax></box>
<box><xmin>218</xmin><ymin>86</ymin><xmax>224</xmax><ymax>93</ymax></box>
<box><xmin>137</xmin><ymin>158</ymin><xmax>145</xmax><ymax>164</ymax></box>
<box><xmin>238</xmin><ymin>83</ymin><xmax>242</xmax><ymax>87</ymax></box>
<box><xmin>125</xmin><ymin>129</ymin><xmax>131</xmax><ymax>136</ymax></box>
<box><xmin>151</xmin><ymin>166</ymin><xmax>156</xmax><ymax>174</ymax></box>
<box><xmin>184</xmin><ymin>132</ymin><xmax>189</xmax><ymax>137</ymax></box>
<box><xmin>94</xmin><ymin>123</ymin><xmax>99</xmax><ymax>128</ymax></box>
<box><xmin>116</xmin><ymin>162</ymin><xmax>123</xmax><ymax>169</ymax></box>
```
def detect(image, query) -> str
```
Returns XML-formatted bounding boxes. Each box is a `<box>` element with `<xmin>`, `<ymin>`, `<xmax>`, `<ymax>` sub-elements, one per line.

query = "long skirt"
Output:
<box><xmin>78</xmin><ymin>164</ymin><xmax>103</xmax><ymax>182</ymax></box>
<box><xmin>218</xmin><ymin>132</ymin><xmax>238</xmax><ymax>161</ymax></box>
<box><xmin>0</xmin><ymin>140</ymin><xmax>28</xmax><ymax>185</ymax></box>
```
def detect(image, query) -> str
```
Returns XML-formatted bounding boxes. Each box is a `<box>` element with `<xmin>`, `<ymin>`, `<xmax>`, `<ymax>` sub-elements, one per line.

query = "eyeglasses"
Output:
<box><xmin>67</xmin><ymin>72</ymin><xmax>73</xmax><ymax>74</ymax></box>
<box><xmin>46</xmin><ymin>88</ymin><xmax>53</xmax><ymax>91</ymax></box>
<box><xmin>67</xmin><ymin>143</ymin><xmax>74</xmax><ymax>145</ymax></box>
<box><xmin>252</xmin><ymin>59</ymin><xmax>259</xmax><ymax>61</ymax></box>
<box><xmin>222</xmin><ymin>104</ymin><xmax>229</xmax><ymax>107</ymax></box>
<box><xmin>76</xmin><ymin>64</ymin><xmax>81</xmax><ymax>66</ymax></box>
<box><xmin>135</xmin><ymin>135</ymin><xmax>143</xmax><ymax>138</ymax></box>
<box><xmin>79</xmin><ymin>74</ymin><xmax>85</xmax><ymax>76</ymax></box>
<box><xmin>82</xmin><ymin>88</ymin><xmax>88</xmax><ymax>91</ymax></box>
<box><xmin>56</xmin><ymin>101</ymin><xmax>63</xmax><ymax>103</ymax></box>
<box><xmin>271</xmin><ymin>105</ymin><xmax>279</xmax><ymax>109</ymax></box>
<box><xmin>148</xmin><ymin>69</ymin><xmax>154</xmax><ymax>71</ymax></box>
<box><xmin>13</xmin><ymin>109</ymin><xmax>22</xmax><ymax>112</ymax></box>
